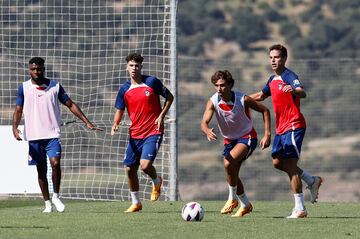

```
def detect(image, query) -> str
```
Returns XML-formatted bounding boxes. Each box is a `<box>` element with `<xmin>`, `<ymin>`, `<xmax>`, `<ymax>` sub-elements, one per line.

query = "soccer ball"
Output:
<box><xmin>181</xmin><ymin>202</ymin><xmax>205</xmax><ymax>222</ymax></box>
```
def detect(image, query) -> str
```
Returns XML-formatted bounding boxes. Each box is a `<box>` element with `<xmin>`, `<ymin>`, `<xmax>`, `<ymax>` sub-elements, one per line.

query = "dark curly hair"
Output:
<box><xmin>126</xmin><ymin>53</ymin><xmax>144</xmax><ymax>64</ymax></box>
<box><xmin>29</xmin><ymin>57</ymin><xmax>45</xmax><ymax>65</ymax></box>
<box><xmin>211</xmin><ymin>70</ymin><xmax>235</xmax><ymax>89</ymax></box>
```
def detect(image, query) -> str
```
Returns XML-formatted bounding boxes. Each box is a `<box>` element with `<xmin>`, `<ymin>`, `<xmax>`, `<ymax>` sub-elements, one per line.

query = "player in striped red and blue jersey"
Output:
<box><xmin>111</xmin><ymin>53</ymin><xmax>174</xmax><ymax>213</ymax></box>
<box><xmin>250</xmin><ymin>44</ymin><xmax>323</xmax><ymax>218</ymax></box>
<box><xmin>12</xmin><ymin>57</ymin><xmax>101</xmax><ymax>213</ymax></box>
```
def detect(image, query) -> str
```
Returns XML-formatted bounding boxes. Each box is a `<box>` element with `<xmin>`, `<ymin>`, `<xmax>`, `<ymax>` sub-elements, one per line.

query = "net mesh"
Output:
<box><xmin>0</xmin><ymin>0</ymin><xmax>177</xmax><ymax>201</ymax></box>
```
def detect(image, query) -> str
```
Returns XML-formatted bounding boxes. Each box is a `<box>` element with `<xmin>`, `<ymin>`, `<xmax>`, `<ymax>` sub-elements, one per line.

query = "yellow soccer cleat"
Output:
<box><xmin>231</xmin><ymin>203</ymin><xmax>253</xmax><ymax>218</ymax></box>
<box><xmin>220</xmin><ymin>199</ymin><xmax>239</xmax><ymax>214</ymax></box>
<box><xmin>124</xmin><ymin>203</ymin><xmax>142</xmax><ymax>213</ymax></box>
<box><xmin>151</xmin><ymin>176</ymin><xmax>162</xmax><ymax>201</ymax></box>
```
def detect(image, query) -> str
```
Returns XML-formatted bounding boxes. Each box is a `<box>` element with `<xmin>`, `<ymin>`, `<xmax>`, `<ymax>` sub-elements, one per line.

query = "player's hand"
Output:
<box><xmin>111</xmin><ymin>124</ymin><xmax>119</xmax><ymax>136</ymax></box>
<box><xmin>282</xmin><ymin>85</ymin><xmax>293</xmax><ymax>93</ymax></box>
<box><xmin>86</xmin><ymin>123</ymin><xmax>103</xmax><ymax>131</ymax></box>
<box><xmin>13</xmin><ymin>128</ymin><xmax>22</xmax><ymax>141</ymax></box>
<box><xmin>155</xmin><ymin>116</ymin><xmax>164</xmax><ymax>131</ymax></box>
<box><xmin>259</xmin><ymin>135</ymin><xmax>271</xmax><ymax>150</ymax></box>
<box><xmin>205</xmin><ymin>128</ymin><xmax>217</xmax><ymax>141</ymax></box>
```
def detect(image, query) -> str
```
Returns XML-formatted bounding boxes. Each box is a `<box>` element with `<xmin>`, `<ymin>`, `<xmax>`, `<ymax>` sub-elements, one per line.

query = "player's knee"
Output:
<box><xmin>223</xmin><ymin>159</ymin><xmax>231</xmax><ymax>170</ymax></box>
<box><xmin>51</xmin><ymin>160</ymin><xmax>61</xmax><ymax>169</ymax></box>
<box><xmin>223</xmin><ymin>155</ymin><xmax>235</xmax><ymax>169</ymax></box>
<box><xmin>272</xmin><ymin>159</ymin><xmax>282</xmax><ymax>170</ymax></box>
<box><xmin>140</xmin><ymin>160</ymin><xmax>152</xmax><ymax>172</ymax></box>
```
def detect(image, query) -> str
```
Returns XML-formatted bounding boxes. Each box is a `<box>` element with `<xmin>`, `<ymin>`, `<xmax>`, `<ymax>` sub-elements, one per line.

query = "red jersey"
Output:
<box><xmin>115</xmin><ymin>75</ymin><xmax>170</xmax><ymax>139</ymax></box>
<box><xmin>262</xmin><ymin>68</ymin><xmax>306</xmax><ymax>135</ymax></box>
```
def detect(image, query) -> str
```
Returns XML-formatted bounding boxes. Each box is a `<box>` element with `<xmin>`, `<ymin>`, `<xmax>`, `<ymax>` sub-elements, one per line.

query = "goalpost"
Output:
<box><xmin>0</xmin><ymin>0</ymin><xmax>178</xmax><ymax>201</ymax></box>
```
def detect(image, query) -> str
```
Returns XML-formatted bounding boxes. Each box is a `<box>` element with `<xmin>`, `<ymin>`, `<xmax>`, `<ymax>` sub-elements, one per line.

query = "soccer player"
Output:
<box><xmin>250</xmin><ymin>44</ymin><xmax>323</xmax><ymax>218</ymax></box>
<box><xmin>201</xmin><ymin>70</ymin><xmax>271</xmax><ymax>217</ymax></box>
<box><xmin>111</xmin><ymin>53</ymin><xmax>174</xmax><ymax>213</ymax></box>
<box><xmin>12</xmin><ymin>57</ymin><xmax>102</xmax><ymax>213</ymax></box>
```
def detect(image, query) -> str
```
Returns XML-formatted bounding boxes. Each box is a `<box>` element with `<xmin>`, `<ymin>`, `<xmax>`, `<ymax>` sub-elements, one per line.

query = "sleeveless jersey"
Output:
<box><xmin>17</xmin><ymin>79</ymin><xmax>69</xmax><ymax>141</ymax></box>
<box><xmin>210</xmin><ymin>91</ymin><xmax>255</xmax><ymax>141</ymax></box>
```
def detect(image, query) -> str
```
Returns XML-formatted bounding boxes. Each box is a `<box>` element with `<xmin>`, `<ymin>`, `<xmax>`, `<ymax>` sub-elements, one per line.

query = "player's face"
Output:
<box><xmin>127</xmin><ymin>60</ymin><xmax>142</xmax><ymax>79</ymax></box>
<box><xmin>269</xmin><ymin>49</ymin><xmax>286</xmax><ymax>72</ymax></box>
<box><xmin>29</xmin><ymin>63</ymin><xmax>45</xmax><ymax>81</ymax></box>
<box><xmin>214</xmin><ymin>78</ymin><xmax>231</xmax><ymax>99</ymax></box>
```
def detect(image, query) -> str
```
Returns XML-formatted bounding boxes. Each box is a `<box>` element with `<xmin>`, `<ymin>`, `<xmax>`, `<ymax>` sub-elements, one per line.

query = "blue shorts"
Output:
<box><xmin>28</xmin><ymin>138</ymin><xmax>61</xmax><ymax>165</ymax></box>
<box><xmin>223</xmin><ymin>138</ymin><xmax>258</xmax><ymax>160</ymax></box>
<box><xmin>124</xmin><ymin>134</ymin><xmax>163</xmax><ymax>167</ymax></box>
<box><xmin>272</xmin><ymin>128</ymin><xmax>305</xmax><ymax>159</ymax></box>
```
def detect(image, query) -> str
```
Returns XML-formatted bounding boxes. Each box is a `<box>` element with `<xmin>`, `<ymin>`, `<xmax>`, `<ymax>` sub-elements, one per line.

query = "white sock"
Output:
<box><xmin>238</xmin><ymin>193</ymin><xmax>250</xmax><ymax>208</ymax></box>
<box><xmin>152</xmin><ymin>176</ymin><xmax>160</xmax><ymax>186</ymax></box>
<box><xmin>52</xmin><ymin>193</ymin><xmax>59</xmax><ymax>199</ymax></box>
<box><xmin>301</xmin><ymin>170</ymin><xmax>315</xmax><ymax>186</ymax></box>
<box><xmin>294</xmin><ymin>193</ymin><xmax>305</xmax><ymax>211</ymax></box>
<box><xmin>228</xmin><ymin>185</ymin><xmax>237</xmax><ymax>201</ymax></box>
<box><xmin>130</xmin><ymin>191</ymin><xmax>140</xmax><ymax>205</ymax></box>
<box><xmin>45</xmin><ymin>200</ymin><xmax>51</xmax><ymax>207</ymax></box>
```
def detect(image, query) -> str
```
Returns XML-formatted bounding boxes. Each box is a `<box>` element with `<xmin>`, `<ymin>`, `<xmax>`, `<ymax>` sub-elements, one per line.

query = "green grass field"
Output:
<box><xmin>0</xmin><ymin>199</ymin><xmax>359</xmax><ymax>239</ymax></box>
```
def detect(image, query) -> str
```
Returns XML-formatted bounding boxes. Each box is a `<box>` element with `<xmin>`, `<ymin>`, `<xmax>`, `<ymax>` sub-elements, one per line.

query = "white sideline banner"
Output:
<box><xmin>0</xmin><ymin>125</ymin><xmax>40</xmax><ymax>194</ymax></box>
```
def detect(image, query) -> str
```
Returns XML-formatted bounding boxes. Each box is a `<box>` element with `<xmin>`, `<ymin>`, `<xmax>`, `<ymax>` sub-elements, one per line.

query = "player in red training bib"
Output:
<box><xmin>250</xmin><ymin>44</ymin><xmax>323</xmax><ymax>218</ymax></box>
<box><xmin>111</xmin><ymin>53</ymin><xmax>174</xmax><ymax>213</ymax></box>
<box><xmin>201</xmin><ymin>70</ymin><xmax>271</xmax><ymax>218</ymax></box>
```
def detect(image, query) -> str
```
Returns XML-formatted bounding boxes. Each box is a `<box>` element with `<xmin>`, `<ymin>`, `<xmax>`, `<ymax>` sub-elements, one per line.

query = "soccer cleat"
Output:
<box><xmin>307</xmin><ymin>176</ymin><xmax>323</xmax><ymax>204</ymax></box>
<box><xmin>124</xmin><ymin>203</ymin><xmax>142</xmax><ymax>213</ymax></box>
<box><xmin>220</xmin><ymin>199</ymin><xmax>239</xmax><ymax>214</ymax></box>
<box><xmin>286</xmin><ymin>208</ymin><xmax>308</xmax><ymax>219</ymax></box>
<box><xmin>231</xmin><ymin>203</ymin><xmax>253</xmax><ymax>218</ymax></box>
<box><xmin>52</xmin><ymin>197</ymin><xmax>65</xmax><ymax>212</ymax></box>
<box><xmin>42</xmin><ymin>205</ymin><xmax>52</xmax><ymax>213</ymax></box>
<box><xmin>151</xmin><ymin>176</ymin><xmax>162</xmax><ymax>201</ymax></box>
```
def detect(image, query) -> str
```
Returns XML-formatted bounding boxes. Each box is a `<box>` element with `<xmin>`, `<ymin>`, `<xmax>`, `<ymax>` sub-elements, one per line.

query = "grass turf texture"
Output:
<box><xmin>0</xmin><ymin>199</ymin><xmax>359</xmax><ymax>239</ymax></box>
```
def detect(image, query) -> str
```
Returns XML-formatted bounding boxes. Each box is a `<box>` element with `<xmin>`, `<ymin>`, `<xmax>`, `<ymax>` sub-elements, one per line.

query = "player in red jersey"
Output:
<box><xmin>250</xmin><ymin>44</ymin><xmax>323</xmax><ymax>218</ymax></box>
<box><xmin>111</xmin><ymin>53</ymin><xmax>174</xmax><ymax>212</ymax></box>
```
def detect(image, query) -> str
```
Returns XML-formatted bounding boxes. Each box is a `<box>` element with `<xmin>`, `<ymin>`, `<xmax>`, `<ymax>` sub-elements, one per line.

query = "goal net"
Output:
<box><xmin>0</xmin><ymin>0</ymin><xmax>178</xmax><ymax>201</ymax></box>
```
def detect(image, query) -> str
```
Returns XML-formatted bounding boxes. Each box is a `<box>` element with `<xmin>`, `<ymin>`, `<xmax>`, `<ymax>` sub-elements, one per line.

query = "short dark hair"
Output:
<box><xmin>211</xmin><ymin>70</ymin><xmax>235</xmax><ymax>89</ymax></box>
<box><xmin>126</xmin><ymin>53</ymin><xmax>144</xmax><ymax>64</ymax></box>
<box><xmin>29</xmin><ymin>57</ymin><xmax>45</xmax><ymax>66</ymax></box>
<box><xmin>269</xmin><ymin>44</ymin><xmax>287</xmax><ymax>58</ymax></box>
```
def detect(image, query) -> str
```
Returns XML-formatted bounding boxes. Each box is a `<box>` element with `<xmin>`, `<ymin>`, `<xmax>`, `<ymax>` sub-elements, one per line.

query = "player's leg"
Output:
<box><xmin>273</xmin><ymin>129</ymin><xmax>307</xmax><ymax>218</ymax></box>
<box><xmin>221</xmin><ymin>139</ymin><xmax>254</xmax><ymax>216</ymax></box>
<box><xmin>139</xmin><ymin>134</ymin><xmax>163</xmax><ymax>201</ymax></box>
<box><xmin>29</xmin><ymin>140</ymin><xmax>52</xmax><ymax>213</ymax></box>
<box><xmin>285</xmin><ymin>128</ymin><xmax>323</xmax><ymax>204</ymax></box>
<box><xmin>124</xmin><ymin>138</ymin><xmax>142</xmax><ymax>212</ymax></box>
<box><xmin>230</xmin><ymin>139</ymin><xmax>256</xmax><ymax>217</ymax></box>
<box><xmin>124</xmin><ymin>165</ymin><xmax>143</xmax><ymax>212</ymax></box>
<box><xmin>46</xmin><ymin>138</ymin><xmax>65</xmax><ymax>212</ymax></box>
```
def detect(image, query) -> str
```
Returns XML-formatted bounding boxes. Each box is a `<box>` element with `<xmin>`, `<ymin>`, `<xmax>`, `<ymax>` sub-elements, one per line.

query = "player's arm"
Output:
<box><xmin>200</xmin><ymin>100</ymin><xmax>217</xmax><ymax>141</ymax></box>
<box><xmin>244</xmin><ymin>95</ymin><xmax>271</xmax><ymax>149</ymax></box>
<box><xmin>248</xmin><ymin>90</ymin><xmax>269</xmax><ymax>102</ymax></box>
<box><xmin>282</xmin><ymin>75</ymin><xmax>307</xmax><ymax>98</ymax></box>
<box><xmin>12</xmin><ymin>85</ymin><xmax>24</xmax><ymax>140</ymax></box>
<box><xmin>64</xmin><ymin>99</ymin><xmax>102</xmax><ymax>131</ymax></box>
<box><xmin>155</xmin><ymin>90</ymin><xmax>174</xmax><ymax>130</ymax></box>
<box><xmin>111</xmin><ymin>109</ymin><xmax>125</xmax><ymax>135</ymax></box>
<box><xmin>12</xmin><ymin>105</ymin><xmax>23</xmax><ymax>141</ymax></box>
<box><xmin>293</xmin><ymin>87</ymin><xmax>306</xmax><ymax>98</ymax></box>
